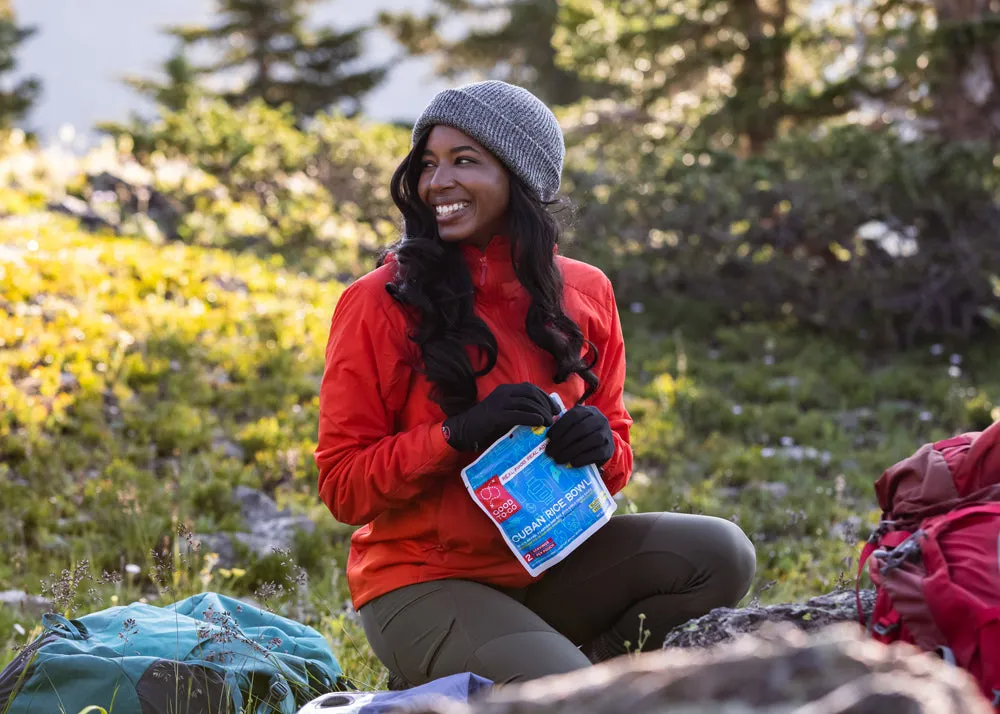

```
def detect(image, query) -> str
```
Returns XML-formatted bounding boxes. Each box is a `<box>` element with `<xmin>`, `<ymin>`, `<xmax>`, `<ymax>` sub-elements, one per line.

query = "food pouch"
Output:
<box><xmin>460</xmin><ymin>393</ymin><xmax>617</xmax><ymax>576</ymax></box>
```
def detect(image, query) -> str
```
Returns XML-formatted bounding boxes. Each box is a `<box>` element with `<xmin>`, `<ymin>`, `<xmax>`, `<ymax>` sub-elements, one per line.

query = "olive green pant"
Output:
<box><xmin>358</xmin><ymin>512</ymin><xmax>756</xmax><ymax>686</ymax></box>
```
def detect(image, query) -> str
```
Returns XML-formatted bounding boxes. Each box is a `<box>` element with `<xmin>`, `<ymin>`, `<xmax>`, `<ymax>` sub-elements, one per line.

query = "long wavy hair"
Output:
<box><xmin>378</xmin><ymin>130</ymin><xmax>599</xmax><ymax>417</ymax></box>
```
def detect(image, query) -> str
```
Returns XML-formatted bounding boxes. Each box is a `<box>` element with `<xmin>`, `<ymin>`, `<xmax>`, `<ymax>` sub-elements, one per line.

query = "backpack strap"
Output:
<box><xmin>980</xmin><ymin>619</ymin><xmax>1000</xmax><ymax>708</ymax></box>
<box><xmin>856</xmin><ymin>526</ymin><xmax>911</xmax><ymax>626</ymax></box>
<box><xmin>40</xmin><ymin>613</ymin><xmax>88</xmax><ymax>641</ymax></box>
<box><xmin>222</xmin><ymin>671</ymin><xmax>244</xmax><ymax>713</ymax></box>
<box><xmin>856</xmin><ymin>541</ymin><xmax>877</xmax><ymax>626</ymax></box>
<box><xmin>223</xmin><ymin>667</ymin><xmax>296</xmax><ymax>714</ymax></box>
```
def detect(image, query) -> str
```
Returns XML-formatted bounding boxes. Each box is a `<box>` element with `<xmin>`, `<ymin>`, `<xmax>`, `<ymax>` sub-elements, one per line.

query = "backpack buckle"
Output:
<box><xmin>866</xmin><ymin>520</ymin><xmax>897</xmax><ymax>544</ymax></box>
<box><xmin>876</xmin><ymin>530</ymin><xmax>924</xmax><ymax>574</ymax></box>
<box><xmin>872</xmin><ymin>621</ymin><xmax>900</xmax><ymax>637</ymax></box>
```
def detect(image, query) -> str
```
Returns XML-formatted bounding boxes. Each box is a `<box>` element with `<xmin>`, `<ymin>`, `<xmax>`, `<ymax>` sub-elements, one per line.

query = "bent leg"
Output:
<box><xmin>525</xmin><ymin>512</ymin><xmax>756</xmax><ymax>658</ymax></box>
<box><xmin>358</xmin><ymin>579</ymin><xmax>592</xmax><ymax>687</ymax></box>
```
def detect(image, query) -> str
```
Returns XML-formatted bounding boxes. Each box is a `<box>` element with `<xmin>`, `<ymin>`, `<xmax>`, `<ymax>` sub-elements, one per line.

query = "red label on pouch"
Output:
<box><xmin>476</xmin><ymin>475</ymin><xmax>521</xmax><ymax>523</ymax></box>
<box><xmin>525</xmin><ymin>539</ymin><xmax>556</xmax><ymax>563</ymax></box>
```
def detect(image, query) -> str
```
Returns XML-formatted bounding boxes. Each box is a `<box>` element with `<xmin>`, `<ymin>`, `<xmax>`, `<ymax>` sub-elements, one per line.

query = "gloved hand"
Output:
<box><xmin>545</xmin><ymin>405</ymin><xmax>615</xmax><ymax>468</ymax></box>
<box><xmin>443</xmin><ymin>383</ymin><xmax>560</xmax><ymax>453</ymax></box>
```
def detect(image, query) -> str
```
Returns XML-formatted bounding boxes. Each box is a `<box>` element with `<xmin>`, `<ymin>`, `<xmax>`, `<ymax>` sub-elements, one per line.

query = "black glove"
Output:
<box><xmin>545</xmin><ymin>405</ymin><xmax>615</xmax><ymax>468</ymax></box>
<box><xmin>443</xmin><ymin>383</ymin><xmax>560</xmax><ymax>453</ymax></box>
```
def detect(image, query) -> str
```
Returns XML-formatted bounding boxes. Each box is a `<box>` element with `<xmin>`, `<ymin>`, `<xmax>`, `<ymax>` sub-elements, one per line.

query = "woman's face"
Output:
<box><xmin>417</xmin><ymin>125</ymin><xmax>510</xmax><ymax>249</ymax></box>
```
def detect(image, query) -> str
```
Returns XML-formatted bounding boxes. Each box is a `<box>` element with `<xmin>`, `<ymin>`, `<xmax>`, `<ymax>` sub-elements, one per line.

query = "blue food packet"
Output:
<box><xmin>460</xmin><ymin>393</ymin><xmax>617</xmax><ymax>576</ymax></box>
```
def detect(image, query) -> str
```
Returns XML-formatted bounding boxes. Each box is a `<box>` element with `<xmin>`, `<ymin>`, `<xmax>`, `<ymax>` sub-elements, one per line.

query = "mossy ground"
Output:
<box><xmin>2</xmin><ymin>208</ymin><xmax>998</xmax><ymax>692</ymax></box>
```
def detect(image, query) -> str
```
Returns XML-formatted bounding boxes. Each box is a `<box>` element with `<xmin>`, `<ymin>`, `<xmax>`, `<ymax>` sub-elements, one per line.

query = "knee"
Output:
<box><xmin>471</xmin><ymin>631</ymin><xmax>592</xmax><ymax>684</ymax></box>
<box><xmin>700</xmin><ymin>516</ymin><xmax>757</xmax><ymax>608</ymax></box>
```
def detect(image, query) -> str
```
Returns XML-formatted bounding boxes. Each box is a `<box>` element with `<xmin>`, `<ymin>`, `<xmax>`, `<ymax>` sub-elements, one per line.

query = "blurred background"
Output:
<box><xmin>12</xmin><ymin>0</ymin><xmax>447</xmax><ymax>142</ymax></box>
<box><xmin>1</xmin><ymin>0</ymin><xmax>1000</xmax><ymax>690</ymax></box>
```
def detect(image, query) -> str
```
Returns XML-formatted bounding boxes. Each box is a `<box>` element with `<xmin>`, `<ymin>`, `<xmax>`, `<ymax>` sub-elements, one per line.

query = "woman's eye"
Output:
<box><xmin>455</xmin><ymin>156</ymin><xmax>476</xmax><ymax>165</ymax></box>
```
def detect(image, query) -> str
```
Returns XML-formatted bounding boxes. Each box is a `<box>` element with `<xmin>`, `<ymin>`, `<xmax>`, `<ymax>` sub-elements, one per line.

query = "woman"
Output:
<box><xmin>314</xmin><ymin>81</ymin><xmax>756</xmax><ymax>687</ymax></box>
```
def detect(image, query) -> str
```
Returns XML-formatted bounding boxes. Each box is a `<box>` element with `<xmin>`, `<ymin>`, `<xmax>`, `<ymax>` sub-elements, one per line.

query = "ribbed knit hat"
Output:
<box><xmin>411</xmin><ymin>80</ymin><xmax>565</xmax><ymax>202</ymax></box>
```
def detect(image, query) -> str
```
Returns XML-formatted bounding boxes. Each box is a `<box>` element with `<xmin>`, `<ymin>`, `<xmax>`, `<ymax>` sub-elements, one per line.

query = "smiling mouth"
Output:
<box><xmin>435</xmin><ymin>201</ymin><xmax>471</xmax><ymax>221</ymax></box>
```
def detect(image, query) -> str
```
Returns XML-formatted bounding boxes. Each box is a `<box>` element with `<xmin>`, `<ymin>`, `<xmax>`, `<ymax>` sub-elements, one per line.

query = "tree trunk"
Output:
<box><xmin>931</xmin><ymin>0</ymin><xmax>1000</xmax><ymax>142</ymax></box>
<box><xmin>732</xmin><ymin>0</ymin><xmax>791</xmax><ymax>153</ymax></box>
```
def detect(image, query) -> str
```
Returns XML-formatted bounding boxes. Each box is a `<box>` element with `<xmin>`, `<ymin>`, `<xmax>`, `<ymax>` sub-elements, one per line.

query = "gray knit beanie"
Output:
<box><xmin>411</xmin><ymin>80</ymin><xmax>565</xmax><ymax>202</ymax></box>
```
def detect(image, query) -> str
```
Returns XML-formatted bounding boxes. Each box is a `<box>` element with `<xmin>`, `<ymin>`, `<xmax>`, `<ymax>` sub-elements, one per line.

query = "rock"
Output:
<box><xmin>0</xmin><ymin>590</ymin><xmax>53</xmax><ymax>617</ymax></box>
<box><xmin>196</xmin><ymin>486</ymin><xmax>315</xmax><ymax>568</ymax></box>
<box><xmin>47</xmin><ymin>195</ymin><xmax>116</xmax><ymax>232</ymax></box>
<box><xmin>195</xmin><ymin>533</ymin><xmax>237</xmax><ymax>567</ymax></box>
<box><xmin>14</xmin><ymin>376</ymin><xmax>41</xmax><ymax>396</ymax></box>
<box><xmin>209</xmin><ymin>274</ymin><xmax>250</xmax><ymax>294</ymax></box>
<box><xmin>58</xmin><ymin>371</ymin><xmax>79</xmax><ymax>391</ymax></box>
<box><xmin>87</xmin><ymin>171</ymin><xmax>184</xmax><ymax>239</ymax></box>
<box><xmin>47</xmin><ymin>172</ymin><xmax>185</xmax><ymax>240</ymax></box>
<box><xmin>211</xmin><ymin>437</ymin><xmax>246</xmax><ymax>461</ymax></box>
<box><xmin>662</xmin><ymin>588</ymin><xmax>876</xmax><ymax>649</ymax></box>
<box><xmin>234</xmin><ymin>485</ymin><xmax>282</xmax><ymax>522</ymax></box>
<box><xmin>405</xmin><ymin>623</ymin><xmax>992</xmax><ymax>714</ymax></box>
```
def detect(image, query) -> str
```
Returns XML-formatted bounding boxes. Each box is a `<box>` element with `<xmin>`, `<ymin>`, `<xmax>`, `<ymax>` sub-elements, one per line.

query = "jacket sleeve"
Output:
<box><xmin>589</xmin><ymin>277</ymin><xmax>634</xmax><ymax>496</ymax></box>
<box><xmin>313</xmin><ymin>278</ymin><xmax>459</xmax><ymax>526</ymax></box>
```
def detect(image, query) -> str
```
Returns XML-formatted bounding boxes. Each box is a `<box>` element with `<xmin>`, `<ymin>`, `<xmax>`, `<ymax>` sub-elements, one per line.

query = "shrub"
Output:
<box><xmin>562</xmin><ymin>121</ymin><xmax>1000</xmax><ymax>346</ymax></box>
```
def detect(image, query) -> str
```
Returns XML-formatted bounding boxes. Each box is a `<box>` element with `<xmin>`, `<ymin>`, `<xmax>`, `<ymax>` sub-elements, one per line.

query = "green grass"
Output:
<box><xmin>0</xmin><ymin>212</ymin><xmax>384</xmax><ymax>688</ymax></box>
<box><xmin>1</xmin><ymin>205</ymin><xmax>998</xmax><ymax>697</ymax></box>
<box><xmin>617</xmin><ymin>314</ymin><xmax>1000</xmax><ymax>602</ymax></box>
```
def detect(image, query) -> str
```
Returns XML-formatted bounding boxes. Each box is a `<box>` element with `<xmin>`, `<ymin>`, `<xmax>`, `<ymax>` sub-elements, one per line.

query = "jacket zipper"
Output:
<box><xmin>477</xmin><ymin>252</ymin><xmax>530</xmax><ymax>381</ymax></box>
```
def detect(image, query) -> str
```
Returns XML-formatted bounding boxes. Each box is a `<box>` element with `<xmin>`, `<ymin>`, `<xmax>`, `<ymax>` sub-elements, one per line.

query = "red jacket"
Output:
<box><xmin>314</xmin><ymin>236</ymin><xmax>633</xmax><ymax>609</ymax></box>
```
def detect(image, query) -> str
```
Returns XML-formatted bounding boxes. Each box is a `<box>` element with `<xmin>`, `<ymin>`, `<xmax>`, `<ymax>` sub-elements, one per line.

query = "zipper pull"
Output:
<box><xmin>479</xmin><ymin>256</ymin><xmax>487</xmax><ymax>286</ymax></box>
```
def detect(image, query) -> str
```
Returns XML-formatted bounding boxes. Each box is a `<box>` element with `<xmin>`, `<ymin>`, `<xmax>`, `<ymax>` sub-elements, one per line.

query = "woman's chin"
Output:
<box><xmin>437</xmin><ymin>226</ymin><xmax>473</xmax><ymax>243</ymax></box>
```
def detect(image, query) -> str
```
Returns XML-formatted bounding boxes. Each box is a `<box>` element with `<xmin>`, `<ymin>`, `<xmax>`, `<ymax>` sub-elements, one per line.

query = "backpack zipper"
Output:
<box><xmin>0</xmin><ymin>632</ymin><xmax>59</xmax><ymax>703</ymax></box>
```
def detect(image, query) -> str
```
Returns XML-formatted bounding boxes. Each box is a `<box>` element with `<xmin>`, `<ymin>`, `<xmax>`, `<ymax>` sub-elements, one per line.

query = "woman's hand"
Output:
<box><xmin>443</xmin><ymin>383</ymin><xmax>560</xmax><ymax>453</ymax></box>
<box><xmin>544</xmin><ymin>405</ymin><xmax>615</xmax><ymax>468</ymax></box>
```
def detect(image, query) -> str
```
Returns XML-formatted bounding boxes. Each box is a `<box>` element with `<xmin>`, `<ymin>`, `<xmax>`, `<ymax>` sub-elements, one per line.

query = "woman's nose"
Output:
<box><xmin>429</xmin><ymin>164</ymin><xmax>456</xmax><ymax>191</ymax></box>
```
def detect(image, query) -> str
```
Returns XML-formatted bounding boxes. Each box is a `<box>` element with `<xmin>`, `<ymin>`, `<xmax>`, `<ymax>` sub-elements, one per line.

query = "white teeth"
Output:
<box><xmin>435</xmin><ymin>202</ymin><xmax>469</xmax><ymax>216</ymax></box>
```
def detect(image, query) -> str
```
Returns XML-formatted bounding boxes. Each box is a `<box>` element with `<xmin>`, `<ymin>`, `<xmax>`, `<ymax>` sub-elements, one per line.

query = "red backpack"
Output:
<box><xmin>856</xmin><ymin>419</ymin><xmax>1000</xmax><ymax>708</ymax></box>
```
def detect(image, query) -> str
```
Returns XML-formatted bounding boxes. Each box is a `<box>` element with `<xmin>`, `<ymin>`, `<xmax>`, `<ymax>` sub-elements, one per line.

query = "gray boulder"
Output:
<box><xmin>0</xmin><ymin>590</ymin><xmax>53</xmax><ymax>617</ymax></box>
<box><xmin>196</xmin><ymin>486</ymin><xmax>315</xmax><ymax>568</ymax></box>
<box><xmin>403</xmin><ymin>623</ymin><xmax>991</xmax><ymax>714</ymax></box>
<box><xmin>662</xmin><ymin>588</ymin><xmax>876</xmax><ymax>648</ymax></box>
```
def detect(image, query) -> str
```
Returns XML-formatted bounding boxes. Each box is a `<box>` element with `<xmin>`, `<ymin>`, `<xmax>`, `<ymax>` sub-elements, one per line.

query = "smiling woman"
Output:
<box><xmin>313</xmin><ymin>80</ymin><xmax>756</xmax><ymax>690</ymax></box>
<box><xmin>416</xmin><ymin>126</ymin><xmax>511</xmax><ymax>248</ymax></box>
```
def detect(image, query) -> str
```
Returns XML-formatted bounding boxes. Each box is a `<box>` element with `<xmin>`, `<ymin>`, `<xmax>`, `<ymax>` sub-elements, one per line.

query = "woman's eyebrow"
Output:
<box><xmin>422</xmin><ymin>145</ymin><xmax>482</xmax><ymax>157</ymax></box>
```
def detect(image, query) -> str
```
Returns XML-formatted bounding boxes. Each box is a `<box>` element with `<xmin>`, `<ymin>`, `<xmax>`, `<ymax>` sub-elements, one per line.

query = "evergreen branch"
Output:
<box><xmin>376</xmin><ymin>11</ymin><xmax>446</xmax><ymax>55</ymax></box>
<box><xmin>782</xmin><ymin>74</ymin><xmax>900</xmax><ymax>119</ymax></box>
<box><xmin>435</xmin><ymin>0</ymin><xmax>518</xmax><ymax>12</ymax></box>
<box><xmin>166</xmin><ymin>22</ymin><xmax>244</xmax><ymax>44</ymax></box>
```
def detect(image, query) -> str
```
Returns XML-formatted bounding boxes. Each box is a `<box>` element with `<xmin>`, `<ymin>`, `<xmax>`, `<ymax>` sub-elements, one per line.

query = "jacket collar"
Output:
<box><xmin>459</xmin><ymin>235</ymin><xmax>560</xmax><ymax>300</ymax></box>
<box><xmin>384</xmin><ymin>235</ymin><xmax>559</xmax><ymax>302</ymax></box>
<box><xmin>460</xmin><ymin>235</ymin><xmax>517</xmax><ymax>296</ymax></box>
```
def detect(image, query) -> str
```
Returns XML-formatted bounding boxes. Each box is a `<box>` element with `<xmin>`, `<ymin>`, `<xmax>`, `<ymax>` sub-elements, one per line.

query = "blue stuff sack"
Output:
<box><xmin>299</xmin><ymin>673</ymin><xmax>493</xmax><ymax>713</ymax></box>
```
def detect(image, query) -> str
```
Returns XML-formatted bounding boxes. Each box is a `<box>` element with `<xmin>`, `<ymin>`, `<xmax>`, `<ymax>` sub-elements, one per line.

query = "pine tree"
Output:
<box><xmin>0</xmin><ymin>0</ymin><xmax>41</xmax><ymax>129</ymax></box>
<box><xmin>379</xmin><ymin>0</ymin><xmax>608</xmax><ymax>106</ymax></box>
<box><xmin>168</xmin><ymin>0</ymin><xmax>386</xmax><ymax>117</ymax></box>
<box><xmin>926</xmin><ymin>0</ymin><xmax>1000</xmax><ymax>141</ymax></box>
<box><xmin>554</xmin><ymin>0</ymin><xmax>900</xmax><ymax>152</ymax></box>
<box><xmin>123</xmin><ymin>46</ymin><xmax>199</xmax><ymax>112</ymax></box>
<box><xmin>876</xmin><ymin>0</ymin><xmax>1000</xmax><ymax>142</ymax></box>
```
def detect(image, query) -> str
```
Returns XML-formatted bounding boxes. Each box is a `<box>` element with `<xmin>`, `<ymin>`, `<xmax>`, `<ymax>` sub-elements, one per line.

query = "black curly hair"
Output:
<box><xmin>378</xmin><ymin>130</ymin><xmax>599</xmax><ymax>416</ymax></box>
